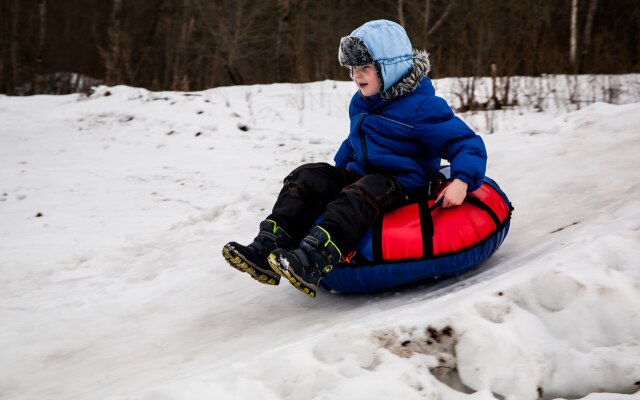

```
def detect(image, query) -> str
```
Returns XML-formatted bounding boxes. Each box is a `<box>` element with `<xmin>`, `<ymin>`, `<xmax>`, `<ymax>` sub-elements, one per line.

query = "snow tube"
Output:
<box><xmin>321</xmin><ymin>168</ymin><xmax>513</xmax><ymax>294</ymax></box>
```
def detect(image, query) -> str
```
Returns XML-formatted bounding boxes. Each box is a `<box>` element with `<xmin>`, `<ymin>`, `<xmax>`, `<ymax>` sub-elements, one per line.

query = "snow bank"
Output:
<box><xmin>1</xmin><ymin>78</ymin><xmax>639</xmax><ymax>400</ymax></box>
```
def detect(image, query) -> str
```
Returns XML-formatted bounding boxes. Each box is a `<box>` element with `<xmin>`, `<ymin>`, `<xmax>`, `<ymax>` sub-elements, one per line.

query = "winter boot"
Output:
<box><xmin>268</xmin><ymin>225</ymin><xmax>342</xmax><ymax>297</ymax></box>
<box><xmin>222</xmin><ymin>219</ymin><xmax>292</xmax><ymax>285</ymax></box>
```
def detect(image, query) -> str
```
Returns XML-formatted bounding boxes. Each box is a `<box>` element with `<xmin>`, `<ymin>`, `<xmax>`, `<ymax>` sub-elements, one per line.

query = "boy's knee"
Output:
<box><xmin>354</xmin><ymin>174</ymin><xmax>404</xmax><ymax>205</ymax></box>
<box><xmin>284</xmin><ymin>163</ymin><xmax>333</xmax><ymax>183</ymax></box>
<box><xmin>283</xmin><ymin>162</ymin><xmax>344</xmax><ymax>196</ymax></box>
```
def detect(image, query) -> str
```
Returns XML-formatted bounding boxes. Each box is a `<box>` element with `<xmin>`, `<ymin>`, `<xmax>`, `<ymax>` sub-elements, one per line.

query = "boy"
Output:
<box><xmin>223</xmin><ymin>20</ymin><xmax>486</xmax><ymax>297</ymax></box>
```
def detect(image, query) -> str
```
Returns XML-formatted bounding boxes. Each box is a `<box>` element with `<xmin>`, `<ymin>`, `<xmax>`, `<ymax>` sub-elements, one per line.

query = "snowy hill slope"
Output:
<box><xmin>1</xmin><ymin>79</ymin><xmax>639</xmax><ymax>400</ymax></box>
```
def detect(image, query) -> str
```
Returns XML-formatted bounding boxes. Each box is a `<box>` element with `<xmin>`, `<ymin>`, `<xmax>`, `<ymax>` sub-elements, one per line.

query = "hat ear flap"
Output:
<box><xmin>339</xmin><ymin>36</ymin><xmax>374</xmax><ymax>67</ymax></box>
<box><xmin>374</xmin><ymin>61</ymin><xmax>384</xmax><ymax>91</ymax></box>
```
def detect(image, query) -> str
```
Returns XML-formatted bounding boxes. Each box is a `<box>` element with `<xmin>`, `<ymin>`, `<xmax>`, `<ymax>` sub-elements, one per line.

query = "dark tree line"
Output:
<box><xmin>1</xmin><ymin>0</ymin><xmax>639</xmax><ymax>95</ymax></box>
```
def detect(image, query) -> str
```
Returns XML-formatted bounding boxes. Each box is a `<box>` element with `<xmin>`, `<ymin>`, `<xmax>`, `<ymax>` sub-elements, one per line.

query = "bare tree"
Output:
<box><xmin>397</xmin><ymin>0</ymin><xmax>406</xmax><ymax>27</ymax></box>
<box><xmin>422</xmin><ymin>0</ymin><xmax>455</xmax><ymax>49</ymax></box>
<box><xmin>291</xmin><ymin>0</ymin><xmax>310</xmax><ymax>83</ymax></box>
<box><xmin>424</xmin><ymin>0</ymin><xmax>431</xmax><ymax>37</ymax></box>
<box><xmin>101</xmin><ymin>0</ymin><xmax>123</xmax><ymax>85</ymax></box>
<box><xmin>194</xmin><ymin>0</ymin><xmax>276</xmax><ymax>86</ymax></box>
<box><xmin>275</xmin><ymin>0</ymin><xmax>292</xmax><ymax>82</ymax></box>
<box><xmin>3</xmin><ymin>0</ymin><xmax>640</xmax><ymax>94</ymax></box>
<box><xmin>581</xmin><ymin>0</ymin><xmax>598</xmax><ymax>71</ymax></box>
<box><xmin>1</xmin><ymin>0</ymin><xmax>20</xmax><ymax>94</ymax></box>
<box><xmin>34</xmin><ymin>0</ymin><xmax>47</xmax><ymax>94</ymax></box>
<box><xmin>570</xmin><ymin>0</ymin><xmax>578</xmax><ymax>71</ymax></box>
<box><xmin>171</xmin><ymin>0</ymin><xmax>195</xmax><ymax>90</ymax></box>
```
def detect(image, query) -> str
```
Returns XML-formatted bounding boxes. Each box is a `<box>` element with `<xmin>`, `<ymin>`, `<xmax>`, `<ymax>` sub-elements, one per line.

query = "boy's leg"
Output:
<box><xmin>267</xmin><ymin>162</ymin><xmax>362</xmax><ymax>241</ymax></box>
<box><xmin>321</xmin><ymin>173</ymin><xmax>405</xmax><ymax>252</ymax></box>
<box><xmin>270</xmin><ymin>173</ymin><xmax>405</xmax><ymax>297</ymax></box>
<box><xmin>223</xmin><ymin>162</ymin><xmax>359</xmax><ymax>285</ymax></box>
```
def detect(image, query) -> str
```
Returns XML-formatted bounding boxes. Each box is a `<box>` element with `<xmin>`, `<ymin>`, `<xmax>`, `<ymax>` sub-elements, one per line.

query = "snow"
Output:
<box><xmin>1</xmin><ymin>77</ymin><xmax>639</xmax><ymax>400</ymax></box>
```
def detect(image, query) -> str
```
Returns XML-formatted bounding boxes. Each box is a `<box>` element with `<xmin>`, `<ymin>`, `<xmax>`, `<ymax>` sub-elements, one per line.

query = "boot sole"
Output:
<box><xmin>222</xmin><ymin>244</ymin><xmax>280</xmax><ymax>285</ymax></box>
<box><xmin>267</xmin><ymin>253</ymin><xmax>317</xmax><ymax>298</ymax></box>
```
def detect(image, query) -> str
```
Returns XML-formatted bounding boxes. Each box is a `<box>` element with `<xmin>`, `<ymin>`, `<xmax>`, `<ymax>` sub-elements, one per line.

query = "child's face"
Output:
<box><xmin>352</xmin><ymin>64</ymin><xmax>380</xmax><ymax>97</ymax></box>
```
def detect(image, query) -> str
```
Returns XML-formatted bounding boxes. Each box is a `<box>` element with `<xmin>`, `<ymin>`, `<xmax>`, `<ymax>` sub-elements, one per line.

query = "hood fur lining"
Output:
<box><xmin>381</xmin><ymin>50</ymin><xmax>431</xmax><ymax>100</ymax></box>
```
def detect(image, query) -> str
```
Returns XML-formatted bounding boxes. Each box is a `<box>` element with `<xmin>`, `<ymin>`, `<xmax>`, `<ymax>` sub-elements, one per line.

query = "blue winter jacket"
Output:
<box><xmin>335</xmin><ymin>19</ymin><xmax>486</xmax><ymax>193</ymax></box>
<box><xmin>334</xmin><ymin>77</ymin><xmax>487</xmax><ymax>193</ymax></box>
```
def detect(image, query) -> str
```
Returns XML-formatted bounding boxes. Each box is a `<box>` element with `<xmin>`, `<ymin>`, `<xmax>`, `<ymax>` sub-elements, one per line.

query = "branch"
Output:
<box><xmin>427</xmin><ymin>0</ymin><xmax>455</xmax><ymax>37</ymax></box>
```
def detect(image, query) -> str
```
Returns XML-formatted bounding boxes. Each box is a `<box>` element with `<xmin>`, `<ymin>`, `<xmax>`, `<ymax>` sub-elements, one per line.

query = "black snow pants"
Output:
<box><xmin>267</xmin><ymin>162</ymin><xmax>406</xmax><ymax>254</ymax></box>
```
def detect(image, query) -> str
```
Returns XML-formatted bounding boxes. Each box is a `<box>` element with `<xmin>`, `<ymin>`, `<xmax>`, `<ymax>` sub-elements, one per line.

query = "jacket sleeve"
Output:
<box><xmin>334</xmin><ymin>138</ymin><xmax>354</xmax><ymax>168</ymax></box>
<box><xmin>413</xmin><ymin>96</ymin><xmax>487</xmax><ymax>191</ymax></box>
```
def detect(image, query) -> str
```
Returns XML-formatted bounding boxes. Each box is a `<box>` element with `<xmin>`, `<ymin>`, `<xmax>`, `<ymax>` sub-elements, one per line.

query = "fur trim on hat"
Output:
<box><xmin>381</xmin><ymin>49</ymin><xmax>431</xmax><ymax>100</ymax></box>
<box><xmin>338</xmin><ymin>36</ymin><xmax>373</xmax><ymax>67</ymax></box>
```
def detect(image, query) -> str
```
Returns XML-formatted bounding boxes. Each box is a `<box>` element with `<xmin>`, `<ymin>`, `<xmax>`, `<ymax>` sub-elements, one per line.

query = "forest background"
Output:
<box><xmin>1</xmin><ymin>0</ymin><xmax>639</xmax><ymax>96</ymax></box>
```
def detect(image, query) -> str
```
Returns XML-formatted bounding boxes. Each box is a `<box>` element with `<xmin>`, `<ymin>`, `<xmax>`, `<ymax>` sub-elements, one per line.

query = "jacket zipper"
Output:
<box><xmin>356</xmin><ymin>114</ymin><xmax>370</xmax><ymax>169</ymax></box>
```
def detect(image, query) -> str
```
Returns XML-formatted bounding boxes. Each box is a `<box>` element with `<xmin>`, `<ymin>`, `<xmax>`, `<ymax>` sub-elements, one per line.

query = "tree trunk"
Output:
<box><xmin>105</xmin><ymin>0</ymin><xmax>123</xmax><ymax>85</ymax></box>
<box><xmin>422</xmin><ymin>0</ymin><xmax>431</xmax><ymax>48</ymax></box>
<box><xmin>35</xmin><ymin>0</ymin><xmax>47</xmax><ymax>94</ymax></box>
<box><xmin>489</xmin><ymin>63</ymin><xmax>501</xmax><ymax>109</ymax></box>
<box><xmin>570</xmin><ymin>0</ymin><xmax>578</xmax><ymax>72</ymax></box>
<box><xmin>397</xmin><ymin>0</ymin><xmax>405</xmax><ymax>27</ymax></box>
<box><xmin>427</xmin><ymin>1</ymin><xmax>455</xmax><ymax>37</ymax></box>
<box><xmin>1</xmin><ymin>0</ymin><xmax>20</xmax><ymax>94</ymax></box>
<box><xmin>225</xmin><ymin>0</ymin><xmax>245</xmax><ymax>86</ymax></box>
<box><xmin>172</xmin><ymin>0</ymin><xmax>194</xmax><ymax>91</ymax></box>
<box><xmin>292</xmin><ymin>0</ymin><xmax>309</xmax><ymax>82</ymax></box>
<box><xmin>581</xmin><ymin>0</ymin><xmax>597</xmax><ymax>72</ymax></box>
<box><xmin>275</xmin><ymin>0</ymin><xmax>291</xmax><ymax>82</ymax></box>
